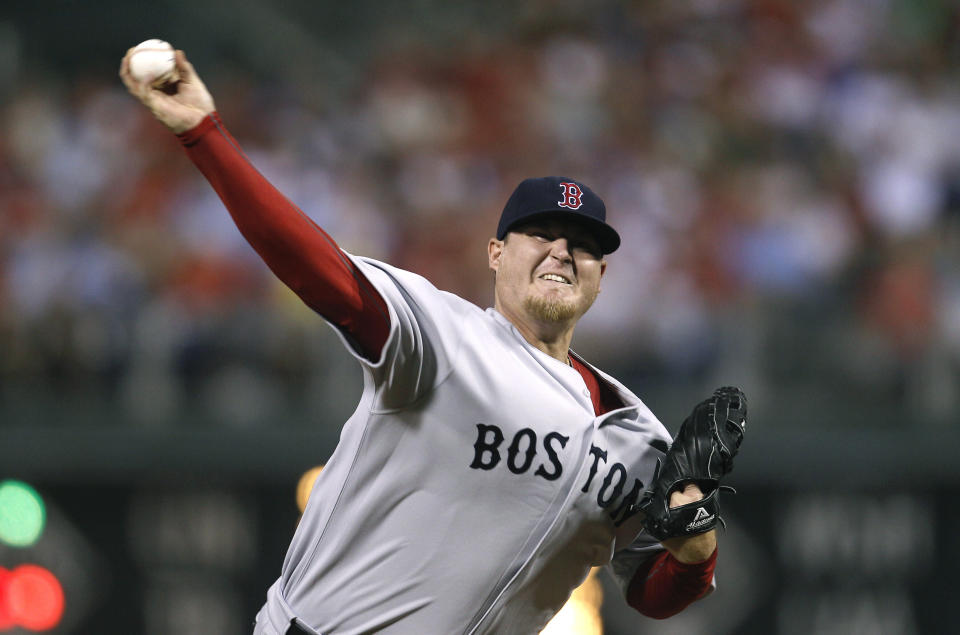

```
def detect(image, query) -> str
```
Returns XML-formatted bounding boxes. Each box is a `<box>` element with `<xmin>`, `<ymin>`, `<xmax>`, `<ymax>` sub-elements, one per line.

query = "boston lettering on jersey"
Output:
<box><xmin>470</xmin><ymin>423</ymin><xmax>644</xmax><ymax>527</ymax></box>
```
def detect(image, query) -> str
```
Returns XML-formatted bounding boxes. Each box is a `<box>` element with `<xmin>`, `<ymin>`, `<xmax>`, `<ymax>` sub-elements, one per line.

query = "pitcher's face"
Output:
<box><xmin>489</xmin><ymin>219</ymin><xmax>606</xmax><ymax>326</ymax></box>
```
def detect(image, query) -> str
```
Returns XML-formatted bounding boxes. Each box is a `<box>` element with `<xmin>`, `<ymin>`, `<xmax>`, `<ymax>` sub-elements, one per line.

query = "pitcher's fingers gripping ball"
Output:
<box><xmin>119</xmin><ymin>44</ymin><xmax>215</xmax><ymax>134</ymax></box>
<box><xmin>635</xmin><ymin>386</ymin><xmax>747</xmax><ymax>540</ymax></box>
<box><xmin>127</xmin><ymin>39</ymin><xmax>179</xmax><ymax>87</ymax></box>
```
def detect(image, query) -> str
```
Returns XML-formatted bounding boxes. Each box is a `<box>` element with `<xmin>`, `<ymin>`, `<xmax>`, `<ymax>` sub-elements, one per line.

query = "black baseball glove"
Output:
<box><xmin>635</xmin><ymin>386</ymin><xmax>747</xmax><ymax>541</ymax></box>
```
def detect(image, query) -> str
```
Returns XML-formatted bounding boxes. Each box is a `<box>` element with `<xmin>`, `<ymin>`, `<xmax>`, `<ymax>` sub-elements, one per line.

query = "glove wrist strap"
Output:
<box><xmin>646</xmin><ymin>487</ymin><xmax>722</xmax><ymax>541</ymax></box>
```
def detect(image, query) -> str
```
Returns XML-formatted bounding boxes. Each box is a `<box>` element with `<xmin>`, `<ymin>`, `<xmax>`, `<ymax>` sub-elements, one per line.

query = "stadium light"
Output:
<box><xmin>0</xmin><ymin>481</ymin><xmax>46</xmax><ymax>548</ymax></box>
<box><xmin>1</xmin><ymin>564</ymin><xmax>65</xmax><ymax>632</ymax></box>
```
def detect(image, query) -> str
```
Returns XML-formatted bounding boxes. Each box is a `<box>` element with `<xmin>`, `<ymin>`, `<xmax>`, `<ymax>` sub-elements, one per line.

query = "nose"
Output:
<box><xmin>549</xmin><ymin>238</ymin><xmax>572</xmax><ymax>264</ymax></box>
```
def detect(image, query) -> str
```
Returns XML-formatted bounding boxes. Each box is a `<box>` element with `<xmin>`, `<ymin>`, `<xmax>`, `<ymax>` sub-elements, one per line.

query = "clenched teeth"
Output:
<box><xmin>540</xmin><ymin>273</ymin><xmax>571</xmax><ymax>284</ymax></box>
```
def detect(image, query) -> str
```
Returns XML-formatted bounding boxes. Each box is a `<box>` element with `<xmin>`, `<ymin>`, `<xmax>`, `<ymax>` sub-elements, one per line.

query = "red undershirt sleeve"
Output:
<box><xmin>177</xmin><ymin>112</ymin><xmax>390</xmax><ymax>361</ymax></box>
<box><xmin>626</xmin><ymin>547</ymin><xmax>717</xmax><ymax>619</ymax></box>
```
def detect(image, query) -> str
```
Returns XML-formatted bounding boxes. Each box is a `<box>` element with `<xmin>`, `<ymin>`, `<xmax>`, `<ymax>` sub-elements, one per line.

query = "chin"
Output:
<box><xmin>523</xmin><ymin>295</ymin><xmax>579</xmax><ymax>323</ymax></box>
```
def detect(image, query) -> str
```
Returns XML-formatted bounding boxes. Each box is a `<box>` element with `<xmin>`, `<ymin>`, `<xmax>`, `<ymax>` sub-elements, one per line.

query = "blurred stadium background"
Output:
<box><xmin>2</xmin><ymin>0</ymin><xmax>959</xmax><ymax>632</ymax></box>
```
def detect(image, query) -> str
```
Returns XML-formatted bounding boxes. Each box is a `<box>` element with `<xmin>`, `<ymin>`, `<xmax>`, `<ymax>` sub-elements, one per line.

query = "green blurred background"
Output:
<box><xmin>1</xmin><ymin>0</ymin><xmax>959</xmax><ymax>632</ymax></box>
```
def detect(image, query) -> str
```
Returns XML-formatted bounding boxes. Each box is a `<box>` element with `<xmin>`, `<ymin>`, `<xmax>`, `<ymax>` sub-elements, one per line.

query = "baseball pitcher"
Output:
<box><xmin>120</xmin><ymin>47</ymin><xmax>746</xmax><ymax>635</ymax></box>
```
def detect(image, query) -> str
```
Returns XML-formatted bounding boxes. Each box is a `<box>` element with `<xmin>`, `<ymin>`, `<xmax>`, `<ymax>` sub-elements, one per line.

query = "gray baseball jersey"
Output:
<box><xmin>254</xmin><ymin>255</ymin><xmax>674</xmax><ymax>635</ymax></box>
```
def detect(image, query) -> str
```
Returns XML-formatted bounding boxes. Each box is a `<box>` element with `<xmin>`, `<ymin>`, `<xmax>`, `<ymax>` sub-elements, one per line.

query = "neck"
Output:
<box><xmin>495</xmin><ymin>300</ymin><xmax>576</xmax><ymax>364</ymax></box>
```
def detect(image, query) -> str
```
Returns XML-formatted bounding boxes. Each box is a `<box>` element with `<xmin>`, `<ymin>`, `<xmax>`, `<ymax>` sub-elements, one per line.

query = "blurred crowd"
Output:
<box><xmin>2</xmin><ymin>0</ymin><xmax>960</xmax><ymax>429</ymax></box>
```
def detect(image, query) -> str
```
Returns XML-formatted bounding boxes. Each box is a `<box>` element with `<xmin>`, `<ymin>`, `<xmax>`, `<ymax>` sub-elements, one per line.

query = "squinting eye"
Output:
<box><xmin>575</xmin><ymin>245</ymin><xmax>601</xmax><ymax>258</ymax></box>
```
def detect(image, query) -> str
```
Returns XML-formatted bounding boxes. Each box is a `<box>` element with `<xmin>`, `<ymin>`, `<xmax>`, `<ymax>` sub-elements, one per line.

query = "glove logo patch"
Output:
<box><xmin>686</xmin><ymin>506</ymin><xmax>715</xmax><ymax>532</ymax></box>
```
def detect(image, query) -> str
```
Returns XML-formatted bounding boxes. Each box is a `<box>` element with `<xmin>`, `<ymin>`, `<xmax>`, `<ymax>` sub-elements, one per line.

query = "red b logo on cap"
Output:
<box><xmin>558</xmin><ymin>182</ymin><xmax>583</xmax><ymax>210</ymax></box>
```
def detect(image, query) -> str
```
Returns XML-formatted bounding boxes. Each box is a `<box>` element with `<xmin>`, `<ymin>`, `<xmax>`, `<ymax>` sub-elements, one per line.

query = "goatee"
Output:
<box><xmin>523</xmin><ymin>295</ymin><xmax>578</xmax><ymax>323</ymax></box>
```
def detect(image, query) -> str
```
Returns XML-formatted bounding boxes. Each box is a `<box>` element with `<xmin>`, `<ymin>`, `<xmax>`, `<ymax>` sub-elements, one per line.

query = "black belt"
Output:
<box><xmin>285</xmin><ymin>620</ymin><xmax>312</xmax><ymax>635</ymax></box>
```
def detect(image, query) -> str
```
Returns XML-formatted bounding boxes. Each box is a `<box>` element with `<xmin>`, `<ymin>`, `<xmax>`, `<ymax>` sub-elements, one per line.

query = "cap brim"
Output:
<box><xmin>501</xmin><ymin>210</ymin><xmax>620</xmax><ymax>254</ymax></box>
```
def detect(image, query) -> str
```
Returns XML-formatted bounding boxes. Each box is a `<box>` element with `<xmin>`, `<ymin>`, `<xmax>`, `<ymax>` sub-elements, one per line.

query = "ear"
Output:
<box><xmin>488</xmin><ymin>238</ymin><xmax>503</xmax><ymax>272</ymax></box>
<box><xmin>600</xmin><ymin>259</ymin><xmax>607</xmax><ymax>278</ymax></box>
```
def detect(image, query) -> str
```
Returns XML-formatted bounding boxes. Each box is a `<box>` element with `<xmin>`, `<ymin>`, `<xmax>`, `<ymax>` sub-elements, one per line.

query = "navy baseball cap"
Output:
<box><xmin>497</xmin><ymin>176</ymin><xmax>620</xmax><ymax>254</ymax></box>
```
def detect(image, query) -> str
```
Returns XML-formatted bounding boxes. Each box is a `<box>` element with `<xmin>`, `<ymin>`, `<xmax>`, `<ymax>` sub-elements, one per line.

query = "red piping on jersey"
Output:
<box><xmin>568</xmin><ymin>355</ymin><xmax>623</xmax><ymax>415</ymax></box>
<box><xmin>569</xmin><ymin>354</ymin><xmax>713</xmax><ymax>618</ymax></box>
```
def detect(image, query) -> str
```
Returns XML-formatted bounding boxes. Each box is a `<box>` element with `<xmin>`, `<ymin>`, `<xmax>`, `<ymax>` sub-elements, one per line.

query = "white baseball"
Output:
<box><xmin>129</xmin><ymin>39</ymin><xmax>178</xmax><ymax>86</ymax></box>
